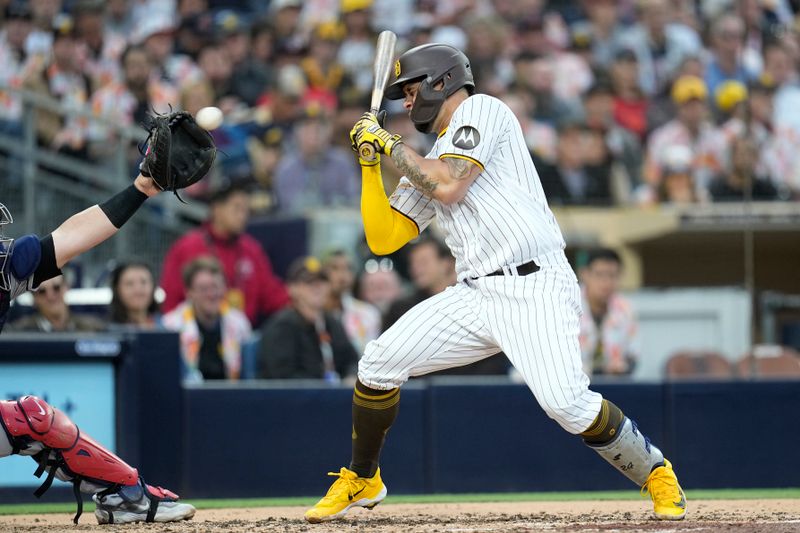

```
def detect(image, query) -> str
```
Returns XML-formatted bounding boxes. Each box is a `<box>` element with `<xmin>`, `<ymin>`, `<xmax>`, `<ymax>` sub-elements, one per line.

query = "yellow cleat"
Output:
<box><xmin>304</xmin><ymin>467</ymin><xmax>387</xmax><ymax>523</ymax></box>
<box><xmin>641</xmin><ymin>459</ymin><xmax>687</xmax><ymax>520</ymax></box>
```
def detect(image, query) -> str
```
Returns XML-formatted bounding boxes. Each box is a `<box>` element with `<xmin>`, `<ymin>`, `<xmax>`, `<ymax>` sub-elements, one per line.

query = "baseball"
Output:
<box><xmin>196</xmin><ymin>106</ymin><xmax>223</xmax><ymax>130</ymax></box>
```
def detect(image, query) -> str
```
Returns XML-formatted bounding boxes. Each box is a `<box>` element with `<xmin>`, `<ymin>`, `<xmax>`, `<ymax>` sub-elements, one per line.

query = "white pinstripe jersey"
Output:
<box><xmin>390</xmin><ymin>94</ymin><xmax>566</xmax><ymax>280</ymax></box>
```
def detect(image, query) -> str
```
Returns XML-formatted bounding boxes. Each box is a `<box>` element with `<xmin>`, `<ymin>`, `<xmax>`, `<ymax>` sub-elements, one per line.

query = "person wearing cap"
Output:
<box><xmin>214</xmin><ymin>9</ymin><xmax>272</xmax><ymax>107</ymax></box>
<box><xmin>338</xmin><ymin>0</ymin><xmax>377</xmax><ymax>97</ymax></box>
<box><xmin>569</xmin><ymin>0</ymin><xmax>627</xmax><ymax>69</ymax></box>
<box><xmin>713</xmin><ymin>77</ymin><xmax>799</xmax><ymax>197</ymax></box>
<box><xmin>0</xmin><ymin>2</ymin><xmax>46</xmax><ymax>132</ymax></box>
<box><xmin>25</xmin><ymin>14</ymin><xmax>90</xmax><ymax>155</ymax></box>
<box><xmin>73</xmin><ymin>1</ymin><xmax>127</xmax><ymax>90</ymax></box>
<box><xmin>260</xmin><ymin>256</ymin><xmax>359</xmax><ymax>381</ymax></box>
<box><xmin>322</xmin><ymin>249</ymin><xmax>381</xmax><ymax>355</ymax></box>
<box><xmin>272</xmin><ymin>103</ymin><xmax>359</xmax><ymax>213</ymax></box>
<box><xmin>643</xmin><ymin>75</ymin><xmax>721</xmax><ymax>196</ymax></box>
<box><xmin>615</xmin><ymin>0</ymin><xmax>701</xmax><ymax>96</ymax></box>
<box><xmin>137</xmin><ymin>13</ymin><xmax>203</xmax><ymax>90</ymax></box>
<box><xmin>301</xmin><ymin>21</ymin><xmax>355</xmax><ymax>103</ymax></box>
<box><xmin>162</xmin><ymin>256</ymin><xmax>252</xmax><ymax>382</ymax></box>
<box><xmin>160</xmin><ymin>184</ymin><xmax>290</xmax><ymax>328</ymax></box>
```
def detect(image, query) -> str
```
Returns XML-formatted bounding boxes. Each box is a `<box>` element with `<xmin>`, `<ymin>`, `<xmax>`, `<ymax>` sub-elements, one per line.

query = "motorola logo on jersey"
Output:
<box><xmin>452</xmin><ymin>126</ymin><xmax>480</xmax><ymax>150</ymax></box>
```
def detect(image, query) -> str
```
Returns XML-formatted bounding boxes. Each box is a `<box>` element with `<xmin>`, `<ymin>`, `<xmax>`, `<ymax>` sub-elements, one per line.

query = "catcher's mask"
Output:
<box><xmin>0</xmin><ymin>203</ymin><xmax>14</xmax><ymax>291</ymax></box>
<box><xmin>385</xmin><ymin>43</ymin><xmax>475</xmax><ymax>134</ymax></box>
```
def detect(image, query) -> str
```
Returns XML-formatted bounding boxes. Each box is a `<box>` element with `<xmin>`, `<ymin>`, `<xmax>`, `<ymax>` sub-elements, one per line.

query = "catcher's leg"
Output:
<box><xmin>0</xmin><ymin>396</ymin><xmax>195</xmax><ymax>525</ymax></box>
<box><xmin>305</xmin><ymin>283</ymin><xmax>499</xmax><ymax>523</ymax></box>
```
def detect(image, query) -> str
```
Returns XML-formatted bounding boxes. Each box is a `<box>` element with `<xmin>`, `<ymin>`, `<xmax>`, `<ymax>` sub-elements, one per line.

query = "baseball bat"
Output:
<box><xmin>359</xmin><ymin>30</ymin><xmax>397</xmax><ymax>163</ymax></box>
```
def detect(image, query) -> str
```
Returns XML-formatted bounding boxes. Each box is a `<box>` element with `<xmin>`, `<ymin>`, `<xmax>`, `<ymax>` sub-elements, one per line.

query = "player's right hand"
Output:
<box><xmin>351</xmin><ymin>113</ymin><xmax>403</xmax><ymax>159</ymax></box>
<box><xmin>133</xmin><ymin>174</ymin><xmax>162</xmax><ymax>197</ymax></box>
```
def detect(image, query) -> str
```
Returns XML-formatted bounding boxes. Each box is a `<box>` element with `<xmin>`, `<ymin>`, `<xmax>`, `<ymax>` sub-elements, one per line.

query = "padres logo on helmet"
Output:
<box><xmin>394</xmin><ymin>59</ymin><xmax>401</xmax><ymax>77</ymax></box>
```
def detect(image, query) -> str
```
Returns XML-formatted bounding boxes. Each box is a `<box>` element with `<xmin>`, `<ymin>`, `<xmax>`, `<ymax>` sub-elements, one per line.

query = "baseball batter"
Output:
<box><xmin>305</xmin><ymin>44</ymin><xmax>686</xmax><ymax>523</ymax></box>
<box><xmin>0</xmin><ymin>147</ymin><xmax>213</xmax><ymax>526</ymax></box>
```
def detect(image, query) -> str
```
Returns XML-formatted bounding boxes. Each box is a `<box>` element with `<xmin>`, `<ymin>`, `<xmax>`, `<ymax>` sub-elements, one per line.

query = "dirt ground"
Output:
<box><xmin>1</xmin><ymin>499</ymin><xmax>799</xmax><ymax>533</ymax></box>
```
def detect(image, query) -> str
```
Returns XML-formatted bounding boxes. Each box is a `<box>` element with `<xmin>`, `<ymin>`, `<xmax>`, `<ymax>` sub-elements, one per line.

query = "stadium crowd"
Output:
<box><xmin>4</xmin><ymin>0</ymin><xmax>800</xmax><ymax>379</ymax></box>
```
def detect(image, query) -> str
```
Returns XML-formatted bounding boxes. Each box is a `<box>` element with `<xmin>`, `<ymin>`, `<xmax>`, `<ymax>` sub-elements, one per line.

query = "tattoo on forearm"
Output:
<box><xmin>391</xmin><ymin>144</ymin><xmax>438</xmax><ymax>196</ymax></box>
<box><xmin>444</xmin><ymin>157</ymin><xmax>471</xmax><ymax>181</ymax></box>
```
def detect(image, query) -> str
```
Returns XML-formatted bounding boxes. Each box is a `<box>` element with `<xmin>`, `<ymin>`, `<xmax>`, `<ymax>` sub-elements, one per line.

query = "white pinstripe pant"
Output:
<box><xmin>359</xmin><ymin>251</ymin><xmax>603</xmax><ymax>435</ymax></box>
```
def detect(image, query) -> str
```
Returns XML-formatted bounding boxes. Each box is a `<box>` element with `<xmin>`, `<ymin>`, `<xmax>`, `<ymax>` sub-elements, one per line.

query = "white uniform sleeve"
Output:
<box><xmin>438</xmin><ymin>95</ymin><xmax>510</xmax><ymax>170</ymax></box>
<box><xmin>388</xmin><ymin>178</ymin><xmax>436</xmax><ymax>232</ymax></box>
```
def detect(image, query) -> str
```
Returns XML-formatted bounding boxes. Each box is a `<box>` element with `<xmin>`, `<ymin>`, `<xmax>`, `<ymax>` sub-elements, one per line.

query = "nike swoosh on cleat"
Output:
<box><xmin>349</xmin><ymin>487</ymin><xmax>366</xmax><ymax>501</ymax></box>
<box><xmin>674</xmin><ymin>494</ymin><xmax>686</xmax><ymax>509</ymax></box>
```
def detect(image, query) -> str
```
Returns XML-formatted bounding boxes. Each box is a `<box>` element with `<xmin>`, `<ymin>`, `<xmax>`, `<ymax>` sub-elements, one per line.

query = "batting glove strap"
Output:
<box><xmin>360</xmin><ymin>124</ymin><xmax>403</xmax><ymax>156</ymax></box>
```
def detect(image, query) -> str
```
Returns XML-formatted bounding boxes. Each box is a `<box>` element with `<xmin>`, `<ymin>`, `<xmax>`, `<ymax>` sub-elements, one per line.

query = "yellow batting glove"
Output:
<box><xmin>357</xmin><ymin>122</ymin><xmax>403</xmax><ymax>157</ymax></box>
<box><xmin>349</xmin><ymin>114</ymin><xmax>381</xmax><ymax>166</ymax></box>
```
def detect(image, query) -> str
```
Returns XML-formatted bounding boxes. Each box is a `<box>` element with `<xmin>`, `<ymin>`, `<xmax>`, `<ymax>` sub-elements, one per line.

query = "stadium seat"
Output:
<box><xmin>664</xmin><ymin>351</ymin><xmax>734</xmax><ymax>380</ymax></box>
<box><xmin>736</xmin><ymin>345</ymin><xmax>800</xmax><ymax>379</ymax></box>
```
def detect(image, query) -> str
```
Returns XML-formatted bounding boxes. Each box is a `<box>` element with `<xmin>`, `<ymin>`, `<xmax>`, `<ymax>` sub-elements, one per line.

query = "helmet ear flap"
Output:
<box><xmin>410</xmin><ymin>76</ymin><xmax>446</xmax><ymax>133</ymax></box>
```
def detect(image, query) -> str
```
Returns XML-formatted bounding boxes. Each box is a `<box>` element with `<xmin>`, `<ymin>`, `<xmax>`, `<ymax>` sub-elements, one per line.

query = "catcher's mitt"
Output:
<box><xmin>139</xmin><ymin>111</ymin><xmax>217</xmax><ymax>202</ymax></box>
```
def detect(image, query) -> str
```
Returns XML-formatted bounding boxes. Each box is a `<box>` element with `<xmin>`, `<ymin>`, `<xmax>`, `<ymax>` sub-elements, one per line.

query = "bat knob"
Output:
<box><xmin>359</xmin><ymin>142</ymin><xmax>377</xmax><ymax>162</ymax></box>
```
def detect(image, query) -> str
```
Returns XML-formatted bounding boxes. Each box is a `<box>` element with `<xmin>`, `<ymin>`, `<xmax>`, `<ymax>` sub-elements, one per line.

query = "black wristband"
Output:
<box><xmin>99</xmin><ymin>185</ymin><xmax>148</xmax><ymax>229</ymax></box>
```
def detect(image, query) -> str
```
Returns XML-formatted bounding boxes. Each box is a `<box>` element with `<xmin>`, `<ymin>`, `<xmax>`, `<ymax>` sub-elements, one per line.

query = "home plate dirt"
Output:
<box><xmin>1</xmin><ymin>499</ymin><xmax>799</xmax><ymax>532</ymax></box>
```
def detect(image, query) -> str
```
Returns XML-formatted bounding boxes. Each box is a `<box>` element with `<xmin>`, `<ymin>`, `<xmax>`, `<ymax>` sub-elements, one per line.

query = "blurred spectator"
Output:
<box><xmin>160</xmin><ymin>184</ymin><xmax>290</xmax><ymax>328</ymax></box>
<box><xmin>570</xmin><ymin>0</ymin><xmax>627</xmax><ymax>69</ymax></box>
<box><xmin>215</xmin><ymin>10</ymin><xmax>272</xmax><ymax>107</ymax></box>
<box><xmin>196</xmin><ymin>43</ymin><xmax>236</xmax><ymax>111</ymax></box>
<box><xmin>136</xmin><ymin>13</ymin><xmax>203</xmax><ymax>89</ymax></box>
<box><xmin>357</xmin><ymin>257</ymin><xmax>402</xmax><ymax>314</ymax></box>
<box><xmin>712</xmin><ymin>78</ymin><xmax>799</xmax><ymax>196</ymax></box>
<box><xmin>260</xmin><ymin>256</ymin><xmax>358</xmax><ymax>381</ymax></box>
<box><xmin>322</xmin><ymin>250</ymin><xmax>381</xmax><ymax>355</ymax></box>
<box><xmin>7</xmin><ymin>275</ymin><xmax>106</xmax><ymax>333</ymax></box>
<box><xmin>270</xmin><ymin>0</ymin><xmax>305</xmax><ymax>58</ymax></box>
<box><xmin>583</xmin><ymin>82</ymin><xmax>643</xmax><ymax>190</ymax></box>
<box><xmin>273</xmin><ymin>104</ymin><xmax>359</xmax><ymax>213</ymax></box>
<box><xmin>175</xmin><ymin>11</ymin><xmax>214</xmax><ymax>58</ymax></box>
<box><xmin>0</xmin><ymin>3</ymin><xmax>46</xmax><ymax>134</ymax></box>
<box><xmin>538</xmin><ymin>119</ymin><xmax>613</xmax><ymax>206</ymax></box>
<box><xmin>709</xmin><ymin>136</ymin><xmax>779</xmax><ymax>201</ymax></box>
<box><xmin>88</xmin><ymin>45</ymin><xmax>176</xmax><ymax>156</ymax></box>
<box><xmin>502</xmin><ymin>92</ymin><xmax>557</xmax><ymax>163</ymax></box>
<box><xmin>651</xmin><ymin>145</ymin><xmax>698</xmax><ymax>205</ymax></box>
<box><xmin>163</xmin><ymin>257</ymin><xmax>252</xmax><ymax>381</ymax></box>
<box><xmin>338</xmin><ymin>0</ymin><xmax>376</xmax><ymax>98</ymax></box>
<box><xmin>464</xmin><ymin>16</ymin><xmax>513</xmax><ymax>96</ymax></box>
<box><xmin>617</xmin><ymin>0</ymin><xmax>701</xmax><ymax>96</ymax></box>
<box><xmin>736</xmin><ymin>0</ymin><xmax>772</xmax><ymax>76</ymax></box>
<box><xmin>109</xmin><ymin>260</ymin><xmax>160</xmax><ymax>329</ymax></box>
<box><xmin>578</xmin><ymin>249</ymin><xmax>638</xmax><ymax>376</ymax></box>
<box><xmin>383</xmin><ymin>236</ymin><xmax>455</xmax><ymax>331</ymax></box>
<box><xmin>25</xmin><ymin>15</ymin><xmax>90</xmax><ymax>156</ymax></box>
<box><xmin>762</xmin><ymin>40</ymin><xmax>800</xmax><ymax>136</ymax></box>
<box><xmin>73</xmin><ymin>1</ymin><xmax>127</xmax><ymax>91</ymax></box>
<box><xmin>301</xmin><ymin>21</ymin><xmax>356</xmax><ymax>106</ymax></box>
<box><xmin>511</xmin><ymin>52</ymin><xmax>576</xmax><ymax>126</ymax></box>
<box><xmin>643</xmin><ymin>75</ymin><xmax>720</xmax><ymax>199</ymax></box>
<box><xmin>609</xmin><ymin>49</ymin><xmax>649</xmax><ymax>140</ymax></box>
<box><xmin>704</xmin><ymin>14</ymin><xmax>755</xmax><ymax>100</ymax></box>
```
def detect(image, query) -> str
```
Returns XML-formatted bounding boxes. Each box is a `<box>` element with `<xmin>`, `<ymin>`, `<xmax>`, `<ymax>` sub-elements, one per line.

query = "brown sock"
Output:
<box><xmin>349</xmin><ymin>380</ymin><xmax>400</xmax><ymax>478</ymax></box>
<box><xmin>581</xmin><ymin>399</ymin><xmax>625</xmax><ymax>445</ymax></box>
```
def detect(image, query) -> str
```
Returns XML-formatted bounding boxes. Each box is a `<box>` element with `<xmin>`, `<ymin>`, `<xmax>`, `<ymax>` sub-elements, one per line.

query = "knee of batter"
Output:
<box><xmin>536</xmin><ymin>387</ymin><xmax>604</xmax><ymax>435</ymax></box>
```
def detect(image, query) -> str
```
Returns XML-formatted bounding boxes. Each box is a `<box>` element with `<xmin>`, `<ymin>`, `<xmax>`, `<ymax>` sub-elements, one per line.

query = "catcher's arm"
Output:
<box><xmin>50</xmin><ymin>174</ymin><xmax>158</xmax><ymax>268</ymax></box>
